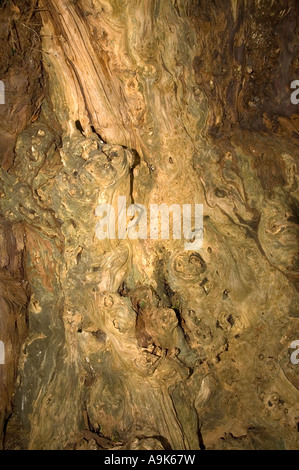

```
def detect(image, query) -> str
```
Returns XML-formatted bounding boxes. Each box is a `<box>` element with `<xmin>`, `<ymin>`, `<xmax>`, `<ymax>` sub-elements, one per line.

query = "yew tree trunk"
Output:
<box><xmin>0</xmin><ymin>0</ymin><xmax>298</xmax><ymax>450</ymax></box>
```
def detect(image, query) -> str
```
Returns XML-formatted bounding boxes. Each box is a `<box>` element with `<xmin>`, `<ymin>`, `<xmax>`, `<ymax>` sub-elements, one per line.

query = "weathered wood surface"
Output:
<box><xmin>0</xmin><ymin>0</ymin><xmax>298</xmax><ymax>450</ymax></box>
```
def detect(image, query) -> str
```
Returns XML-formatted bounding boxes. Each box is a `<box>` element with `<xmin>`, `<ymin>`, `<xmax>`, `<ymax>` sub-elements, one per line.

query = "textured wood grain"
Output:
<box><xmin>0</xmin><ymin>0</ymin><xmax>298</xmax><ymax>450</ymax></box>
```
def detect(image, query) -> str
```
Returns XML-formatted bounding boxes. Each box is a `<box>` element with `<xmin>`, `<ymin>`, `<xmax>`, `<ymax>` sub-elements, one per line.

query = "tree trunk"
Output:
<box><xmin>0</xmin><ymin>0</ymin><xmax>298</xmax><ymax>450</ymax></box>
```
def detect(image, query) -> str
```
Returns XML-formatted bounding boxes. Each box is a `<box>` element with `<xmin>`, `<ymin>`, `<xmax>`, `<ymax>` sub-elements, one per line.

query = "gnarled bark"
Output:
<box><xmin>0</xmin><ymin>0</ymin><xmax>298</xmax><ymax>450</ymax></box>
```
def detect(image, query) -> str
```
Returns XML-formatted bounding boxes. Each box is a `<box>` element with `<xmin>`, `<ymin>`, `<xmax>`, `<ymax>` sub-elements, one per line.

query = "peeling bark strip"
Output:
<box><xmin>0</xmin><ymin>0</ymin><xmax>299</xmax><ymax>450</ymax></box>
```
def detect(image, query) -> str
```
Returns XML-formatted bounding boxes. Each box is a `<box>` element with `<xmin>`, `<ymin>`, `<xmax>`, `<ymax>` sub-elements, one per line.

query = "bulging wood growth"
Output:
<box><xmin>0</xmin><ymin>0</ymin><xmax>298</xmax><ymax>450</ymax></box>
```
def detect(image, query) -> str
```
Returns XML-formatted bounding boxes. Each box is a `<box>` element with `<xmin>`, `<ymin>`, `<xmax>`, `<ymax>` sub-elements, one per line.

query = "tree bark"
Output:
<box><xmin>0</xmin><ymin>0</ymin><xmax>298</xmax><ymax>450</ymax></box>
